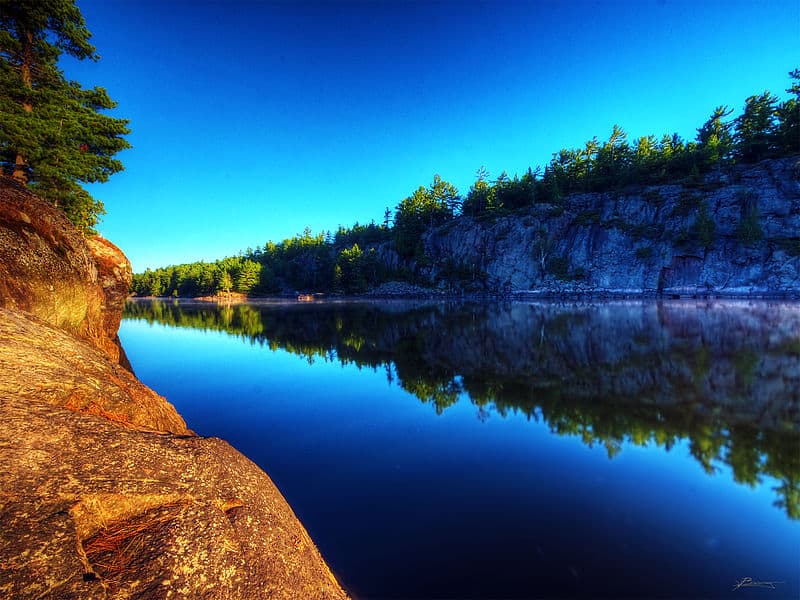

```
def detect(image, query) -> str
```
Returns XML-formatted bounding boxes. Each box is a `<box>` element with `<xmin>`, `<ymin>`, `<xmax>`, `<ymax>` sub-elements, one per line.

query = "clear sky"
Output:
<box><xmin>66</xmin><ymin>0</ymin><xmax>798</xmax><ymax>272</ymax></box>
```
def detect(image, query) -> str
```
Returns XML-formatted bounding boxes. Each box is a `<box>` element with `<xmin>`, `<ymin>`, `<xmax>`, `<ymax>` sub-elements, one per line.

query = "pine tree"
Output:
<box><xmin>429</xmin><ymin>173</ymin><xmax>460</xmax><ymax>216</ymax></box>
<box><xmin>696</xmin><ymin>106</ymin><xmax>734</xmax><ymax>167</ymax></box>
<box><xmin>235</xmin><ymin>260</ymin><xmax>261</xmax><ymax>294</ymax></box>
<box><xmin>735</xmin><ymin>91</ymin><xmax>778</xmax><ymax>162</ymax></box>
<box><xmin>0</xmin><ymin>0</ymin><xmax>130</xmax><ymax>232</ymax></box>
<box><xmin>775</xmin><ymin>69</ymin><xmax>800</xmax><ymax>154</ymax></box>
<box><xmin>393</xmin><ymin>175</ymin><xmax>457</xmax><ymax>258</ymax></box>
<box><xmin>463</xmin><ymin>167</ymin><xmax>490</xmax><ymax>216</ymax></box>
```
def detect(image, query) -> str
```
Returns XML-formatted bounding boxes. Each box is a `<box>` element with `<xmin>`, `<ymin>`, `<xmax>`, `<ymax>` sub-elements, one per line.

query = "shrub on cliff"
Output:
<box><xmin>738</xmin><ymin>207</ymin><xmax>764</xmax><ymax>245</ymax></box>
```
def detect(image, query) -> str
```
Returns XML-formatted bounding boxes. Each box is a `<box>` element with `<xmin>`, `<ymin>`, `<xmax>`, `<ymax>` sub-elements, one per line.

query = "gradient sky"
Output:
<box><xmin>65</xmin><ymin>0</ymin><xmax>799</xmax><ymax>272</ymax></box>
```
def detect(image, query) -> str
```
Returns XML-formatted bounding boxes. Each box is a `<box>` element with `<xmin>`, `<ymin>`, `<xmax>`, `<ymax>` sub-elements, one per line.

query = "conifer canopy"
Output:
<box><xmin>0</xmin><ymin>0</ymin><xmax>130</xmax><ymax>232</ymax></box>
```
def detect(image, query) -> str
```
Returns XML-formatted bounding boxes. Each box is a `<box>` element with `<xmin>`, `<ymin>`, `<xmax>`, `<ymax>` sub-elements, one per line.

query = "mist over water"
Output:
<box><xmin>121</xmin><ymin>299</ymin><xmax>800</xmax><ymax>599</ymax></box>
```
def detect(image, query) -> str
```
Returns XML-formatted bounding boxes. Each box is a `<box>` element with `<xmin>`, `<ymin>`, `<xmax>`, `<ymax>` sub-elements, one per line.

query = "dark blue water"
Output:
<box><xmin>121</xmin><ymin>300</ymin><xmax>800</xmax><ymax>599</ymax></box>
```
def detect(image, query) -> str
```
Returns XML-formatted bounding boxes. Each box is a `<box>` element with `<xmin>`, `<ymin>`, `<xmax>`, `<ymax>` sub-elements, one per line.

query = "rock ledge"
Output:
<box><xmin>0</xmin><ymin>178</ymin><xmax>347</xmax><ymax>599</ymax></box>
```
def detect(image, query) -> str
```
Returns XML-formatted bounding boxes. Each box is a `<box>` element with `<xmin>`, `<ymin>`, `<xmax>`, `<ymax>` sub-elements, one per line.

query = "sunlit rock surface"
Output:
<box><xmin>0</xmin><ymin>394</ymin><xmax>345</xmax><ymax>599</ymax></box>
<box><xmin>0</xmin><ymin>306</ymin><xmax>188</xmax><ymax>434</ymax></box>
<box><xmin>0</xmin><ymin>177</ymin><xmax>129</xmax><ymax>359</ymax></box>
<box><xmin>0</xmin><ymin>177</ymin><xmax>347</xmax><ymax>599</ymax></box>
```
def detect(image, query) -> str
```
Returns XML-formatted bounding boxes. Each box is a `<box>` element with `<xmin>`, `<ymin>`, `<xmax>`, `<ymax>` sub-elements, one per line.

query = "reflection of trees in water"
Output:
<box><xmin>124</xmin><ymin>299</ymin><xmax>800</xmax><ymax>519</ymax></box>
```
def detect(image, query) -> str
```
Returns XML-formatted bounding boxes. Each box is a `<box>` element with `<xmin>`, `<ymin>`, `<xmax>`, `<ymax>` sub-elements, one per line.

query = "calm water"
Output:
<box><xmin>121</xmin><ymin>299</ymin><xmax>800</xmax><ymax>599</ymax></box>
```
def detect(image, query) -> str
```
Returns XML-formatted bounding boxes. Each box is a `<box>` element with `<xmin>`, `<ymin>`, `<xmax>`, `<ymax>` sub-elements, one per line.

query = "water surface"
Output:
<box><xmin>121</xmin><ymin>299</ymin><xmax>800</xmax><ymax>599</ymax></box>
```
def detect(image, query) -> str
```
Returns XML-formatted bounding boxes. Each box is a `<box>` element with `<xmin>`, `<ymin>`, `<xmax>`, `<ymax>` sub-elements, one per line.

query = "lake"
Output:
<box><xmin>121</xmin><ymin>299</ymin><xmax>799</xmax><ymax>599</ymax></box>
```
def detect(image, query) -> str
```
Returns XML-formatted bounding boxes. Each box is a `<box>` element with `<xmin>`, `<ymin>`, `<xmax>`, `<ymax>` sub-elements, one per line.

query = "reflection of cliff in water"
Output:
<box><xmin>125</xmin><ymin>299</ymin><xmax>800</xmax><ymax>519</ymax></box>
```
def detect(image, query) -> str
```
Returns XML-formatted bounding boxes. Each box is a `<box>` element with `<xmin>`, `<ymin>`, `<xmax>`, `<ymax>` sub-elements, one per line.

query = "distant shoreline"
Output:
<box><xmin>128</xmin><ymin>288</ymin><xmax>800</xmax><ymax>303</ymax></box>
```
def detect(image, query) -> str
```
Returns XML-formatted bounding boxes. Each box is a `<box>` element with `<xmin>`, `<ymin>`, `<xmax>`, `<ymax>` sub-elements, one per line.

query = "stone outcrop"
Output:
<box><xmin>0</xmin><ymin>306</ymin><xmax>188</xmax><ymax>434</ymax></box>
<box><xmin>0</xmin><ymin>392</ymin><xmax>345</xmax><ymax>599</ymax></box>
<box><xmin>86</xmin><ymin>235</ymin><xmax>136</xmax><ymax>363</ymax></box>
<box><xmin>0</xmin><ymin>178</ymin><xmax>347</xmax><ymax>599</ymax></box>
<box><xmin>0</xmin><ymin>177</ymin><xmax>130</xmax><ymax>361</ymax></box>
<box><xmin>382</xmin><ymin>158</ymin><xmax>800</xmax><ymax>296</ymax></box>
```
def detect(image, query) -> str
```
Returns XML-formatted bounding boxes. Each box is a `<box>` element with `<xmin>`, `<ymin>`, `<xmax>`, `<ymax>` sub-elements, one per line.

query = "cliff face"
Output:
<box><xmin>383</xmin><ymin>158</ymin><xmax>800</xmax><ymax>295</ymax></box>
<box><xmin>0</xmin><ymin>177</ymin><xmax>131</xmax><ymax>361</ymax></box>
<box><xmin>0</xmin><ymin>178</ymin><xmax>347</xmax><ymax>599</ymax></box>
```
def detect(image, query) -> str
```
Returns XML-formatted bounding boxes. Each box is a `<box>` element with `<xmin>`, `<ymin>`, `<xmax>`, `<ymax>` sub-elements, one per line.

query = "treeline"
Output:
<box><xmin>131</xmin><ymin>255</ymin><xmax>261</xmax><ymax>298</ymax></box>
<box><xmin>130</xmin><ymin>225</ymin><xmax>394</xmax><ymax>297</ymax></box>
<box><xmin>131</xmin><ymin>71</ymin><xmax>800</xmax><ymax>296</ymax></box>
<box><xmin>459</xmin><ymin>71</ymin><xmax>799</xmax><ymax>218</ymax></box>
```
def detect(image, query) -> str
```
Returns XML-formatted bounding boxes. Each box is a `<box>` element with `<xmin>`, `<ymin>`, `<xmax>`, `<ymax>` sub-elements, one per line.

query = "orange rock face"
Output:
<box><xmin>0</xmin><ymin>177</ymin><xmax>130</xmax><ymax>361</ymax></box>
<box><xmin>0</xmin><ymin>306</ymin><xmax>189</xmax><ymax>434</ymax></box>
<box><xmin>85</xmin><ymin>236</ymin><xmax>133</xmax><ymax>363</ymax></box>
<box><xmin>0</xmin><ymin>178</ymin><xmax>348</xmax><ymax>599</ymax></box>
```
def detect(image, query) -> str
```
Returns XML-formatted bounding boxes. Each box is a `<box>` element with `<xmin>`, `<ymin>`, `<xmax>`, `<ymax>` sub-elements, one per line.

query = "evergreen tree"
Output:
<box><xmin>592</xmin><ymin>124</ymin><xmax>630</xmax><ymax>189</ymax></box>
<box><xmin>430</xmin><ymin>173</ymin><xmax>460</xmax><ymax>215</ymax></box>
<box><xmin>696</xmin><ymin>106</ymin><xmax>734</xmax><ymax>167</ymax></box>
<box><xmin>463</xmin><ymin>166</ymin><xmax>491</xmax><ymax>216</ymax></box>
<box><xmin>498</xmin><ymin>171</ymin><xmax>536</xmax><ymax>210</ymax></box>
<box><xmin>735</xmin><ymin>91</ymin><xmax>778</xmax><ymax>162</ymax></box>
<box><xmin>775</xmin><ymin>68</ymin><xmax>800</xmax><ymax>154</ymax></box>
<box><xmin>632</xmin><ymin>135</ymin><xmax>658</xmax><ymax>182</ymax></box>
<box><xmin>215</xmin><ymin>268</ymin><xmax>233</xmax><ymax>294</ymax></box>
<box><xmin>235</xmin><ymin>260</ymin><xmax>261</xmax><ymax>294</ymax></box>
<box><xmin>393</xmin><ymin>175</ymin><xmax>456</xmax><ymax>257</ymax></box>
<box><xmin>540</xmin><ymin>165</ymin><xmax>561</xmax><ymax>204</ymax></box>
<box><xmin>0</xmin><ymin>0</ymin><xmax>130</xmax><ymax>232</ymax></box>
<box><xmin>336</xmin><ymin>244</ymin><xmax>365</xmax><ymax>294</ymax></box>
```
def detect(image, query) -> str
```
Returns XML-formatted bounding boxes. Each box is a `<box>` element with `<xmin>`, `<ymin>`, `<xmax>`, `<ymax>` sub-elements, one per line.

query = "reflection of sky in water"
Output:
<box><xmin>120</xmin><ymin>313</ymin><xmax>800</xmax><ymax>599</ymax></box>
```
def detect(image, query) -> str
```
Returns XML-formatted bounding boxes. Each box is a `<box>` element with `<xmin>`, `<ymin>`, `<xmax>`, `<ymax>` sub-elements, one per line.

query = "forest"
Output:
<box><xmin>131</xmin><ymin>71</ymin><xmax>800</xmax><ymax>297</ymax></box>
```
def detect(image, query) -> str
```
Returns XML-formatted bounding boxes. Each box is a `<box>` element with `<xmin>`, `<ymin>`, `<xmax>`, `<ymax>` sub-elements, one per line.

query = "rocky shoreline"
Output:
<box><xmin>142</xmin><ymin>285</ymin><xmax>800</xmax><ymax>303</ymax></box>
<box><xmin>374</xmin><ymin>157</ymin><xmax>800</xmax><ymax>296</ymax></box>
<box><xmin>0</xmin><ymin>177</ymin><xmax>347</xmax><ymax>599</ymax></box>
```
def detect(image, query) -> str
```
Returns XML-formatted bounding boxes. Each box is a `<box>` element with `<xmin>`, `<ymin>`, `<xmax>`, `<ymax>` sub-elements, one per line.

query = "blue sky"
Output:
<box><xmin>66</xmin><ymin>0</ymin><xmax>799</xmax><ymax>272</ymax></box>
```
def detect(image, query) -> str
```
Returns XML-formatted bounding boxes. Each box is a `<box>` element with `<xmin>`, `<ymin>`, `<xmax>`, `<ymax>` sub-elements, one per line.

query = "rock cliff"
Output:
<box><xmin>381</xmin><ymin>157</ymin><xmax>800</xmax><ymax>296</ymax></box>
<box><xmin>0</xmin><ymin>178</ymin><xmax>130</xmax><ymax>360</ymax></box>
<box><xmin>0</xmin><ymin>177</ymin><xmax>347</xmax><ymax>599</ymax></box>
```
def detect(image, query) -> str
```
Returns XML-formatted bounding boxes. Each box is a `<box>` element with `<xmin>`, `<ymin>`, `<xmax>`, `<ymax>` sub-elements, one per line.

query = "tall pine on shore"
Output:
<box><xmin>0</xmin><ymin>0</ymin><xmax>130</xmax><ymax>233</ymax></box>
